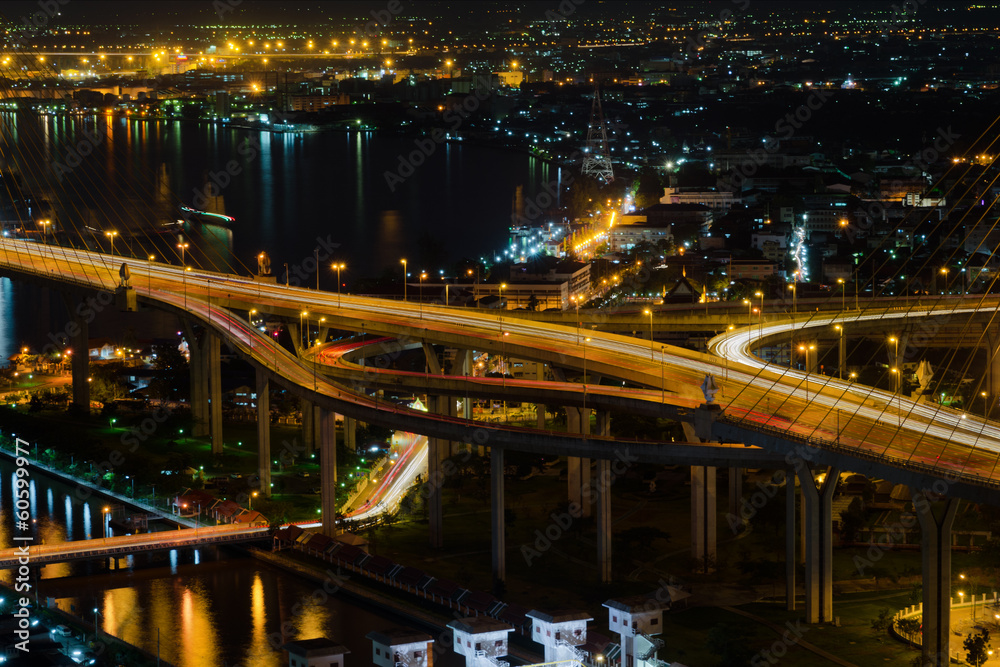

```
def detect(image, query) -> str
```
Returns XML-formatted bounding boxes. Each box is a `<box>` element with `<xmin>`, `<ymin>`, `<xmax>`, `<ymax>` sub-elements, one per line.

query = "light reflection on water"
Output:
<box><xmin>0</xmin><ymin>459</ymin><xmax>463</xmax><ymax>666</ymax></box>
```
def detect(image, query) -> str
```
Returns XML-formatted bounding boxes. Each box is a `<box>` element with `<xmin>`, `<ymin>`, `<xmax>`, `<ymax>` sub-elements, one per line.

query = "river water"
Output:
<box><xmin>0</xmin><ymin>111</ymin><xmax>558</xmax><ymax>361</ymax></box>
<box><xmin>0</xmin><ymin>456</ymin><xmax>463</xmax><ymax>666</ymax></box>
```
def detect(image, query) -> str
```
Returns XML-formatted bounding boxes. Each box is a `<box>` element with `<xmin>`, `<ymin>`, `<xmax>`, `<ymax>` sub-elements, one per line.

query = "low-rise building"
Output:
<box><xmin>282</xmin><ymin>638</ymin><xmax>350</xmax><ymax>667</ymax></box>
<box><xmin>366</xmin><ymin>628</ymin><xmax>434</xmax><ymax>667</ymax></box>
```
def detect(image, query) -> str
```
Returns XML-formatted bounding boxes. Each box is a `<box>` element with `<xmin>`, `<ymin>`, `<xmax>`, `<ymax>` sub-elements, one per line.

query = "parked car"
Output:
<box><xmin>52</xmin><ymin>625</ymin><xmax>72</xmax><ymax>637</ymax></box>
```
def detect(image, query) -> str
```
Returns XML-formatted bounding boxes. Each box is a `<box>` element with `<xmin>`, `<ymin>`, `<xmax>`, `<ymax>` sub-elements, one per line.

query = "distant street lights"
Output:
<box><xmin>755</xmin><ymin>290</ymin><xmax>764</xmax><ymax>341</ymax></box>
<box><xmin>105</xmin><ymin>230</ymin><xmax>118</xmax><ymax>258</ymax></box>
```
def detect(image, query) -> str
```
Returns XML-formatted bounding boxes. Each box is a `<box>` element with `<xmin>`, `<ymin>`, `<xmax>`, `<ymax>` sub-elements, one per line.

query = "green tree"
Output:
<box><xmin>897</xmin><ymin>617</ymin><xmax>920</xmax><ymax>643</ymax></box>
<box><xmin>870</xmin><ymin>607</ymin><xmax>894</xmax><ymax>635</ymax></box>
<box><xmin>964</xmin><ymin>628</ymin><xmax>992</xmax><ymax>666</ymax></box>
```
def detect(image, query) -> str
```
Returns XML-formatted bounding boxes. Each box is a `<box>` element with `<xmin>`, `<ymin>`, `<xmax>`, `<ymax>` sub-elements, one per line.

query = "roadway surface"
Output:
<box><xmin>3</xmin><ymin>239</ymin><xmax>1000</xmax><ymax>506</ymax></box>
<box><xmin>0</xmin><ymin>523</ymin><xmax>269</xmax><ymax>568</ymax></box>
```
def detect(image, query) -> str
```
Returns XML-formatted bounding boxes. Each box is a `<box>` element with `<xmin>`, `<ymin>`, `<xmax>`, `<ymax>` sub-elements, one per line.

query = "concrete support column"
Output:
<box><xmin>428</xmin><ymin>433</ymin><xmax>444</xmax><ymax>549</ymax></box>
<box><xmin>188</xmin><ymin>332</ymin><xmax>209</xmax><ymax>438</ymax></box>
<box><xmin>491</xmin><ymin>446</ymin><xmax>505</xmax><ymax>587</ymax></box>
<box><xmin>536</xmin><ymin>362</ymin><xmax>547</xmax><ymax>429</ymax></box>
<box><xmin>319</xmin><ymin>408</ymin><xmax>337</xmax><ymax>537</ymax></box>
<box><xmin>301</xmin><ymin>397</ymin><xmax>315</xmax><ymax>453</ymax></box>
<box><xmin>797</xmin><ymin>466</ymin><xmax>839</xmax><ymax>623</ymax></box>
<box><xmin>786</xmin><ymin>468</ymin><xmax>796</xmax><ymax>611</ymax></box>
<box><xmin>256</xmin><ymin>370</ymin><xmax>271</xmax><ymax>499</ymax></box>
<box><xmin>596</xmin><ymin>458</ymin><xmax>612</xmax><ymax>583</ymax></box>
<box><xmin>566</xmin><ymin>407</ymin><xmax>591</xmax><ymax>516</ymax></box>
<box><xmin>69</xmin><ymin>313</ymin><xmax>89</xmax><ymax>411</ymax></box>
<box><xmin>691</xmin><ymin>465</ymin><xmax>717</xmax><ymax>572</ymax></box>
<box><xmin>207</xmin><ymin>333</ymin><xmax>223</xmax><ymax>454</ymax></box>
<box><xmin>728</xmin><ymin>467</ymin><xmax>743</xmax><ymax>519</ymax></box>
<box><xmin>912</xmin><ymin>491</ymin><xmax>959</xmax><ymax>667</ymax></box>
<box><xmin>595</xmin><ymin>410</ymin><xmax>611</xmax><ymax>437</ymax></box>
<box><xmin>344</xmin><ymin>416</ymin><xmax>357</xmax><ymax>452</ymax></box>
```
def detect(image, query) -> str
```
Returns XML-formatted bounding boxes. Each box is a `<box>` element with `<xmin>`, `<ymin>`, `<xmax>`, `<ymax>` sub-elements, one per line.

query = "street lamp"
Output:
<box><xmin>940</xmin><ymin>267</ymin><xmax>949</xmax><ymax>295</ymax></box>
<box><xmin>102</xmin><ymin>506</ymin><xmax>110</xmax><ymax>538</ymax></box>
<box><xmin>38</xmin><ymin>219</ymin><xmax>51</xmax><ymax>244</ymax></box>
<box><xmin>419</xmin><ymin>272</ymin><xmax>427</xmax><ymax>316</ymax></box>
<box><xmin>643</xmin><ymin>309</ymin><xmax>654</xmax><ymax>359</ymax></box>
<box><xmin>183</xmin><ymin>267</ymin><xmax>191</xmax><ymax>309</ymax></box>
<box><xmin>888</xmin><ymin>336</ymin><xmax>899</xmax><ymax>375</ymax></box>
<box><xmin>147</xmin><ymin>255</ymin><xmax>155</xmax><ymax>293</ymax></box>
<box><xmin>300</xmin><ymin>311</ymin><xmax>309</xmax><ymax>350</ymax></box>
<box><xmin>250</xmin><ymin>490</ymin><xmax>258</xmax><ymax>511</ymax></box>
<box><xmin>837</xmin><ymin>278</ymin><xmax>846</xmax><ymax>312</ymax></box>
<box><xmin>834</xmin><ymin>324</ymin><xmax>844</xmax><ymax>380</ymax></box>
<box><xmin>788</xmin><ymin>282</ymin><xmax>797</xmax><ymax>314</ymax></box>
<box><xmin>499</xmin><ymin>282</ymin><xmax>507</xmax><ymax>310</ymax></box>
<box><xmin>400</xmin><ymin>259</ymin><xmax>408</xmax><ymax>301</ymax></box>
<box><xmin>798</xmin><ymin>343</ymin><xmax>816</xmax><ymax>400</ymax></box>
<box><xmin>177</xmin><ymin>240</ymin><xmax>189</xmax><ymax>266</ymax></box>
<box><xmin>332</xmin><ymin>262</ymin><xmax>345</xmax><ymax>306</ymax></box>
<box><xmin>755</xmin><ymin>290</ymin><xmax>764</xmax><ymax>341</ymax></box>
<box><xmin>105</xmin><ymin>230</ymin><xmax>118</xmax><ymax>258</ymax></box>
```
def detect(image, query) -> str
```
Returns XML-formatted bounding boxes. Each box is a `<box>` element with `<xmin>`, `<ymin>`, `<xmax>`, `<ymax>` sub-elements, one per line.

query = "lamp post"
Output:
<box><xmin>583</xmin><ymin>336</ymin><xmax>591</xmax><ymax>435</ymax></box>
<box><xmin>284</xmin><ymin>263</ymin><xmax>289</xmax><ymax>286</ymax></box>
<box><xmin>788</xmin><ymin>282</ymin><xmax>796</xmax><ymax>314</ymax></box>
<box><xmin>105</xmin><ymin>230</ymin><xmax>118</xmax><ymax>258</ymax></box>
<box><xmin>834</xmin><ymin>324</ymin><xmax>844</xmax><ymax>380</ymax></box>
<box><xmin>798</xmin><ymin>343</ymin><xmax>816</xmax><ymax>400</ymax></box>
<box><xmin>333</xmin><ymin>263</ymin><xmax>345</xmax><ymax>306</ymax></box>
<box><xmin>499</xmin><ymin>282</ymin><xmax>507</xmax><ymax>310</ymax></box>
<box><xmin>300</xmin><ymin>311</ymin><xmax>309</xmax><ymax>350</ymax></box>
<box><xmin>755</xmin><ymin>290</ymin><xmax>764</xmax><ymax>342</ymax></box>
<box><xmin>102</xmin><ymin>506</ymin><xmax>110</xmax><ymax>538</ymax></box>
<box><xmin>38</xmin><ymin>219</ymin><xmax>51</xmax><ymax>244</ymax></box>
<box><xmin>643</xmin><ymin>308</ymin><xmax>654</xmax><ymax>359</ymax></box>
<box><xmin>250</xmin><ymin>491</ymin><xmax>258</xmax><ymax>511</ymax></box>
<box><xmin>940</xmin><ymin>267</ymin><xmax>949</xmax><ymax>295</ymax></box>
<box><xmin>419</xmin><ymin>272</ymin><xmax>427</xmax><ymax>316</ymax></box>
<box><xmin>183</xmin><ymin>267</ymin><xmax>191</xmax><ymax>310</ymax></box>
<box><xmin>837</xmin><ymin>278</ymin><xmax>846</xmax><ymax>312</ymax></box>
<box><xmin>888</xmin><ymin>336</ymin><xmax>899</xmax><ymax>376</ymax></box>
<box><xmin>401</xmin><ymin>259</ymin><xmax>408</xmax><ymax>301</ymax></box>
<box><xmin>177</xmin><ymin>240</ymin><xmax>189</xmax><ymax>266</ymax></box>
<box><xmin>148</xmin><ymin>255</ymin><xmax>155</xmax><ymax>293</ymax></box>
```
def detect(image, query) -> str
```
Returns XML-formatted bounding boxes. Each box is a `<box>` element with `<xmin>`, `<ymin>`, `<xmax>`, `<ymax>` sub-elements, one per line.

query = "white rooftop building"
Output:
<box><xmin>366</xmin><ymin>628</ymin><xmax>434</xmax><ymax>667</ymax></box>
<box><xmin>448</xmin><ymin>617</ymin><xmax>512</xmax><ymax>667</ymax></box>
<box><xmin>282</xmin><ymin>638</ymin><xmax>350</xmax><ymax>667</ymax></box>
<box><xmin>526</xmin><ymin>610</ymin><xmax>592</xmax><ymax>663</ymax></box>
<box><xmin>603</xmin><ymin>594</ymin><xmax>672</xmax><ymax>667</ymax></box>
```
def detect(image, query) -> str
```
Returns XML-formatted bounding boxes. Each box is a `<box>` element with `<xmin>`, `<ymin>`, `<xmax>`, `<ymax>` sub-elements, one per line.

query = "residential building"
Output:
<box><xmin>282</xmin><ymin>638</ymin><xmax>350</xmax><ymax>667</ymax></box>
<box><xmin>366</xmin><ymin>629</ymin><xmax>434</xmax><ymax>667</ymax></box>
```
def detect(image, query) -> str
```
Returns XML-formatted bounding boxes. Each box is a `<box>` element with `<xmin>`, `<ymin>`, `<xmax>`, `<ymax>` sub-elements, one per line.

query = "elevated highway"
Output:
<box><xmin>0</xmin><ymin>238</ymin><xmax>995</xmax><ymax>661</ymax></box>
